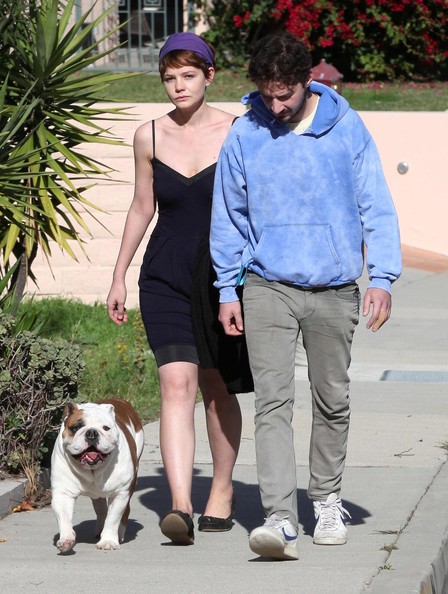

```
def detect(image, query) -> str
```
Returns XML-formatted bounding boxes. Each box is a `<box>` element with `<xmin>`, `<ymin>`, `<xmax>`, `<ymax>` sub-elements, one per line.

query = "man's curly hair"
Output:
<box><xmin>248</xmin><ymin>32</ymin><xmax>312</xmax><ymax>88</ymax></box>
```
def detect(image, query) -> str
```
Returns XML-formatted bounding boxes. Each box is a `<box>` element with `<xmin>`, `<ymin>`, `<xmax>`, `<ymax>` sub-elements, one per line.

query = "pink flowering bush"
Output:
<box><xmin>195</xmin><ymin>0</ymin><xmax>447</xmax><ymax>81</ymax></box>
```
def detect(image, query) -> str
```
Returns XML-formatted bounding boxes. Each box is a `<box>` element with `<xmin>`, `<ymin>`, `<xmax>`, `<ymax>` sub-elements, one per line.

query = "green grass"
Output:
<box><xmin>17</xmin><ymin>298</ymin><xmax>160</xmax><ymax>423</ymax></box>
<box><xmin>343</xmin><ymin>81</ymin><xmax>448</xmax><ymax>111</ymax></box>
<box><xmin>96</xmin><ymin>70</ymin><xmax>448</xmax><ymax>111</ymax></box>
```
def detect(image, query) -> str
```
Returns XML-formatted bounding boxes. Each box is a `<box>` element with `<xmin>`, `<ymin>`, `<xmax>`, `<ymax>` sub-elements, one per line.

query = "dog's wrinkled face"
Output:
<box><xmin>62</xmin><ymin>403</ymin><xmax>120</xmax><ymax>468</ymax></box>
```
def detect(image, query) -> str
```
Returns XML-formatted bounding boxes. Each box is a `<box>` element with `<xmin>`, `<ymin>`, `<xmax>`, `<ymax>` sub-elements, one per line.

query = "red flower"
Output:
<box><xmin>233</xmin><ymin>10</ymin><xmax>250</xmax><ymax>29</ymax></box>
<box><xmin>320</xmin><ymin>37</ymin><xmax>334</xmax><ymax>48</ymax></box>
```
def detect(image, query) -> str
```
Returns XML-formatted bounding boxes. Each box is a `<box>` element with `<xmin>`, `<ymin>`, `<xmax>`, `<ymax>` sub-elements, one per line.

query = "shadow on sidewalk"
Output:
<box><xmin>136</xmin><ymin>468</ymin><xmax>371</xmax><ymax>537</ymax></box>
<box><xmin>49</xmin><ymin>470</ymin><xmax>371</xmax><ymax>553</ymax></box>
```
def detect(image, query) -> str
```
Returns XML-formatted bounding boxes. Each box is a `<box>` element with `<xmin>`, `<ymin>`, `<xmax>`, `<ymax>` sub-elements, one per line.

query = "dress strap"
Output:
<box><xmin>152</xmin><ymin>119</ymin><xmax>156</xmax><ymax>158</ymax></box>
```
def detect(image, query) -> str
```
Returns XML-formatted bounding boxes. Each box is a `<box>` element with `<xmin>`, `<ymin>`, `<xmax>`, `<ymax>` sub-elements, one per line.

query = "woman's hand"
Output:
<box><xmin>106</xmin><ymin>281</ymin><xmax>128</xmax><ymax>326</ymax></box>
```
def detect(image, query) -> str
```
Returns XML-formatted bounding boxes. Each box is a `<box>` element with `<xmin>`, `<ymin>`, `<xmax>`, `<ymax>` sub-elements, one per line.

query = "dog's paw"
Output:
<box><xmin>96</xmin><ymin>539</ymin><xmax>121</xmax><ymax>551</ymax></box>
<box><xmin>56</xmin><ymin>538</ymin><xmax>76</xmax><ymax>553</ymax></box>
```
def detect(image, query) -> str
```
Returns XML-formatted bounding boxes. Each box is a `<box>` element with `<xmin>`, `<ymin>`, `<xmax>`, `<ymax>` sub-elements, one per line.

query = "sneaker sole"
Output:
<box><xmin>160</xmin><ymin>514</ymin><xmax>194</xmax><ymax>545</ymax></box>
<box><xmin>313</xmin><ymin>535</ymin><xmax>347</xmax><ymax>545</ymax></box>
<box><xmin>249</xmin><ymin>533</ymin><xmax>299</xmax><ymax>560</ymax></box>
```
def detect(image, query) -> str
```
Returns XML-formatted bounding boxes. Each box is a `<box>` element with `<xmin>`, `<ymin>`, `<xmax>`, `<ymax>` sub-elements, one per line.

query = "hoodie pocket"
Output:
<box><xmin>254</xmin><ymin>224</ymin><xmax>342</xmax><ymax>286</ymax></box>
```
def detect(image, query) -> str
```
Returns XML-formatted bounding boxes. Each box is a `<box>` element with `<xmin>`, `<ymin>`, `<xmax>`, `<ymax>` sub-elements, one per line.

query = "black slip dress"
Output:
<box><xmin>138</xmin><ymin>119</ymin><xmax>215</xmax><ymax>367</ymax></box>
<box><xmin>139</xmin><ymin>119</ymin><xmax>253</xmax><ymax>394</ymax></box>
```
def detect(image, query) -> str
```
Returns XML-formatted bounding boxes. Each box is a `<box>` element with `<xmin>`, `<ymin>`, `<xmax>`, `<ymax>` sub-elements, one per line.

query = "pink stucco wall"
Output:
<box><xmin>360</xmin><ymin>112</ymin><xmax>448</xmax><ymax>256</ymax></box>
<box><xmin>26</xmin><ymin>105</ymin><xmax>448</xmax><ymax>306</ymax></box>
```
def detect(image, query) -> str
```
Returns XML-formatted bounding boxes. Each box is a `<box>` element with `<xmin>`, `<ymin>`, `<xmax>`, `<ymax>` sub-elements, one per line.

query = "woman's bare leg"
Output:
<box><xmin>199</xmin><ymin>368</ymin><xmax>242</xmax><ymax>518</ymax></box>
<box><xmin>158</xmin><ymin>361</ymin><xmax>199</xmax><ymax>517</ymax></box>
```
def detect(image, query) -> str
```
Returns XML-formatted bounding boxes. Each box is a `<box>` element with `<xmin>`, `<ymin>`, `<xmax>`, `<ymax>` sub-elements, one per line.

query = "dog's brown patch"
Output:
<box><xmin>98</xmin><ymin>399</ymin><xmax>143</xmax><ymax>432</ymax></box>
<box><xmin>97</xmin><ymin>399</ymin><xmax>143</xmax><ymax>471</ymax></box>
<box><xmin>62</xmin><ymin>404</ymin><xmax>85</xmax><ymax>439</ymax></box>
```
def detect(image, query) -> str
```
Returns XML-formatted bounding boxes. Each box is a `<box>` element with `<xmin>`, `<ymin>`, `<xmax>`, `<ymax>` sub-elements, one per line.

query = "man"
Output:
<box><xmin>210</xmin><ymin>32</ymin><xmax>401</xmax><ymax>560</ymax></box>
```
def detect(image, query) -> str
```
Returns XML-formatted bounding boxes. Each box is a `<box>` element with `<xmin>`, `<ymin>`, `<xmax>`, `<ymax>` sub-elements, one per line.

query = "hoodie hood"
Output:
<box><xmin>241</xmin><ymin>81</ymin><xmax>350</xmax><ymax>136</ymax></box>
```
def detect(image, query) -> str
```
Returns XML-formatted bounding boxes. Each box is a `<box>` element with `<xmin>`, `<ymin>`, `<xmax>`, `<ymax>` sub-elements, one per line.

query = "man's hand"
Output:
<box><xmin>363</xmin><ymin>288</ymin><xmax>391</xmax><ymax>332</ymax></box>
<box><xmin>219</xmin><ymin>301</ymin><xmax>244</xmax><ymax>336</ymax></box>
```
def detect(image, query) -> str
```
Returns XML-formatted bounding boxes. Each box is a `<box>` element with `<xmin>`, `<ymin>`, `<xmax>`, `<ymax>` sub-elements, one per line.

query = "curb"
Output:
<box><xmin>365</xmin><ymin>460</ymin><xmax>448</xmax><ymax>594</ymax></box>
<box><xmin>0</xmin><ymin>477</ymin><xmax>27</xmax><ymax>519</ymax></box>
<box><xmin>0</xmin><ymin>468</ymin><xmax>51</xmax><ymax>520</ymax></box>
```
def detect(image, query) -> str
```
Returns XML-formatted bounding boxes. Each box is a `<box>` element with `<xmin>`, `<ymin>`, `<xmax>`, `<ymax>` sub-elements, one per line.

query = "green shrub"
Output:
<box><xmin>0</xmin><ymin>310</ymin><xmax>85</xmax><ymax>475</ymax></box>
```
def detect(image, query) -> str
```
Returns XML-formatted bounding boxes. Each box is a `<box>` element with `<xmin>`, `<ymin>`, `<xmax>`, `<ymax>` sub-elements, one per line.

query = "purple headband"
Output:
<box><xmin>159</xmin><ymin>32</ymin><xmax>214</xmax><ymax>66</ymax></box>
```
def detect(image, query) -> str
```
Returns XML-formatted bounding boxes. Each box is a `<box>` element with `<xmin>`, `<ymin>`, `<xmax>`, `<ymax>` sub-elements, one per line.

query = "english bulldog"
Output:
<box><xmin>51</xmin><ymin>398</ymin><xmax>144</xmax><ymax>553</ymax></box>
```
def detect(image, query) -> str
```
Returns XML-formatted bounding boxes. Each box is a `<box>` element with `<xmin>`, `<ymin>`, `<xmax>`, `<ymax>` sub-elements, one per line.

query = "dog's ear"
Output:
<box><xmin>99</xmin><ymin>403</ymin><xmax>115</xmax><ymax>419</ymax></box>
<box><xmin>63</xmin><ymin>402</ymin><xmax>78</xmax><ymax>420</ymax></box>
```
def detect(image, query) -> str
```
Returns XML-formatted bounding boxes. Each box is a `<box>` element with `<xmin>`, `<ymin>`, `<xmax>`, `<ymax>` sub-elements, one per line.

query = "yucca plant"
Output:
<box><xmin>0</xmin><ymin>77</ymin><xmax>51</xmax><ymax>300</ymax></box>
<box><xmin>0</xmin><ymin>0</ymin><xmax>137</xmax><ymax>300</ymax></box>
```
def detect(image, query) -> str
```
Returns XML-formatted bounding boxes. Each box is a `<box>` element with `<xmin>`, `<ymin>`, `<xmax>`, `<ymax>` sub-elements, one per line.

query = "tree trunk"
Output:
<box><xmin>11</xmin><ymin>242</ymin><xmax>38</xmax><ymax>314</ymax></box>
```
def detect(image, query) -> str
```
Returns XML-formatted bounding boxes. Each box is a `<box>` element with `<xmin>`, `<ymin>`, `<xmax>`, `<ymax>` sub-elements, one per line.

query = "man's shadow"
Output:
<box><xmin>136</xmin><ymin>467</ymin><xmax>371</xmax><ymax>537</ymax></box>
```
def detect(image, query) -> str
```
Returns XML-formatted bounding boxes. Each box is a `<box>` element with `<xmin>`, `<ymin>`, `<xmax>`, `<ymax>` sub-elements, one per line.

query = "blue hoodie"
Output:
<box><xmin>210</xmin><ymin>82</ymin><xmax>402</xmax><ymax>303</ymax></box>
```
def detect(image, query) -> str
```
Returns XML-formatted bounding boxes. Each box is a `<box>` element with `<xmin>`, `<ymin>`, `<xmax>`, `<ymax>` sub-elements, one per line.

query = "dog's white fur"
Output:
<box><xmin>51</xmin><ymin>399</ymin><xmax>144</xmax><ymax>553</ymax></box>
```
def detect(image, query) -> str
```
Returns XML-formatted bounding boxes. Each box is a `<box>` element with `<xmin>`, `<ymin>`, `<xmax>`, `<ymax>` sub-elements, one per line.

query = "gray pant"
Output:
<box><xmin>243</xmin><ymin>274</ymin><xmax>360</xmax><ymax>528</ymax></box>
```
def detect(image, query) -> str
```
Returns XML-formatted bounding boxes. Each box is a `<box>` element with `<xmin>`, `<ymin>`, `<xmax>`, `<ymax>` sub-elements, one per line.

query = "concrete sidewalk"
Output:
<box><xmin>1</xmin><ymin>255</ymin><xmax>448</xmax><ymax>593</ymax></box>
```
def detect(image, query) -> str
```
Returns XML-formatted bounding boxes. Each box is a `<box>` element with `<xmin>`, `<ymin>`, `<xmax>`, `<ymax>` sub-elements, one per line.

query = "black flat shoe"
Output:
<box><xmin>198</xmin><ymin>498</ymin><xmax>236</xmax><ymax>533</ymax></box>
<box><xmin>160</xmin><ymin>510</ymin><xmax>194</xmax><ymax>545</ymax></box>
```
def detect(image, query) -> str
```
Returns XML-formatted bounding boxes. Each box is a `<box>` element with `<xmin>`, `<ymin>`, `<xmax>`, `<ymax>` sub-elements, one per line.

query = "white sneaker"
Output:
<box><xmin>249</xmin><ymin>514</ymin><xmax>299</xmax><ymax>560</ymax></box>
<box><xmin>313</xmin><ymin>493</ymin><xmax>351</xmax><ymax>545</ymax></box>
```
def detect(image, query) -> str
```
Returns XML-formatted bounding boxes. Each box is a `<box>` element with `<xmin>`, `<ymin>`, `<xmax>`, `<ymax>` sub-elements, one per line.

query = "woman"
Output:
<box><xmin>106</xmin><ymin>32</ymin><xmax>243</xmax><ymax>545</ymax></box>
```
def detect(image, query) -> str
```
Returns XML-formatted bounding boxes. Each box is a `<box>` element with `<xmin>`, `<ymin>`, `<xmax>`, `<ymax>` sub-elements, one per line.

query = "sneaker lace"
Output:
<box><xmin>264</xmin><ymin>514</ymin><xmax>289</xmax><ymax>528</ymax></box>
<box><xmin>319</xmin><ymin>499</ymin><xmax>351</xmax><ymax>530</ymax></box>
